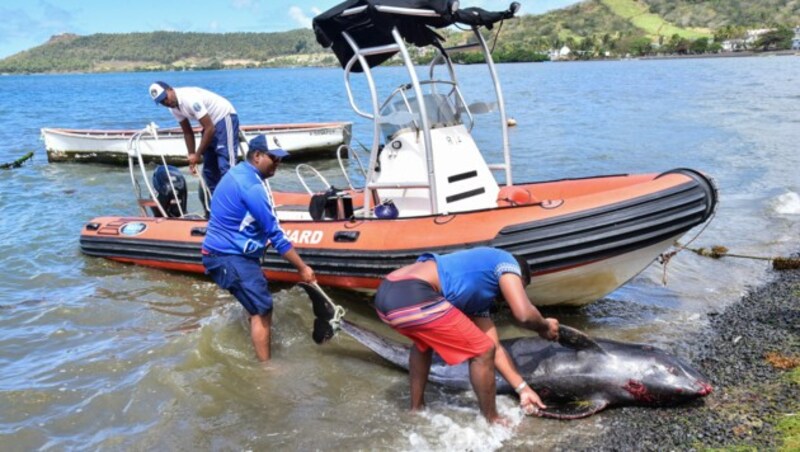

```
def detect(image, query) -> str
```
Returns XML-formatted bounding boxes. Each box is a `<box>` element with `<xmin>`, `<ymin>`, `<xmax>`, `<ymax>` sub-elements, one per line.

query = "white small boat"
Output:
<box><xmin>42</xmin><ymin>122</ymin><xmax>352</xmax><ymax>165</ymax></box>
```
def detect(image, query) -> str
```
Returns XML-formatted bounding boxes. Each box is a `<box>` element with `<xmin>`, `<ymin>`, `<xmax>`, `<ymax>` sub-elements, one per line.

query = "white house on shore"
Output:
<box><xmin>793</xmin><ymin>26</ymin><xmax>800</xmax><ymax>50</ymax></box>
<box><xmin>722</xmin><ymin>28</ymin><xmax>773</xmax><ymax>51</ymax></box>
<box><xmin>549</xmin><ymin>45</ymin><xmax>571</xmax><ymax>60</ymax></box>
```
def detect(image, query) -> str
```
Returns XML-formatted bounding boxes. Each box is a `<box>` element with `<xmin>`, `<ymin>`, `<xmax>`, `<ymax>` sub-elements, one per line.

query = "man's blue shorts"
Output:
<box><xmin>202</xmin><ymin>252</ymin><xmax>273</xmax><ymax>316</ymax></box>
<box><xmin>202</xmin><ymin>113</ymin><xmax>240</xmax><ymax>194</ymax></box>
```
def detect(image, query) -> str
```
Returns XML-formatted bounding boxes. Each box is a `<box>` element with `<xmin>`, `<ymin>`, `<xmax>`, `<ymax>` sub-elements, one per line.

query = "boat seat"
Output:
<box><xmin>497</xmin><ymin>186</ymin><xmax>538</xmax><ymax>207</ymax></box>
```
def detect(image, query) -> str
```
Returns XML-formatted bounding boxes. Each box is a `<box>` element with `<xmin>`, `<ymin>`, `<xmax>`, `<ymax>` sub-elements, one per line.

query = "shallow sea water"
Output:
<box><xmin>0</xmin><ymin>56</ymin><xmax>798</xmax><ymax>450</ymax></box>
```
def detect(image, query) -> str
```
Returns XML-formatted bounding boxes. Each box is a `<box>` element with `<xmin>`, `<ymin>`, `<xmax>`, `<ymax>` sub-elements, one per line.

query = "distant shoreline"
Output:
<box><xmin>551</xmin><ymin>49</ymin><xmax>798</xmax><ymax>64</ymax></box>
<box><xmin>640</xmin><ymin>49</ymin><xmax>799</xmax><ymax>61</ymax></box>
<box><xmin>2</xmin><ymin>50</ymin><xmax>797</xmax><ymax>76</ymax></box>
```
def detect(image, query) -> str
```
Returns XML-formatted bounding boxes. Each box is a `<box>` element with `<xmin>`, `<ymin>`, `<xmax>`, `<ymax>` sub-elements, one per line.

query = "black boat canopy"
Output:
<box><xmin>313</xmin><ymin>0</ymin><xmax>517</xmax><ymax>71</ymax></box>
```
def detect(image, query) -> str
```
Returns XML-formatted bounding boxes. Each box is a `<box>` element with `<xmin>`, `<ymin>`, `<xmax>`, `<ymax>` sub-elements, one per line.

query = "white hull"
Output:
<box><xmin>43</xmin><ymin>122</ymin><xmax>352</xmax><ymax>165</ymax></box>
<box><xmin>351</xmin><ymin>238</ymin><xmax>678</xmax><ymax>307</ymax></box>
<box><xmin>528</xmin><ymin>238</ymin><xmax>676</xmax><ymax>307</ymax></box>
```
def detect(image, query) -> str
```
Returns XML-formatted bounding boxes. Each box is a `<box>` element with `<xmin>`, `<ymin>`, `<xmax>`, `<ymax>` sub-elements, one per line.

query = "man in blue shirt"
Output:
<box><xmin>202</xmin><ymin>135</ymin><xmax>315</xmax><ymax>361</ymax></box>
<box><xmin>374</xmin><ymin>247</ymin><xmax>559</xmax><ymax>423</ymax></box>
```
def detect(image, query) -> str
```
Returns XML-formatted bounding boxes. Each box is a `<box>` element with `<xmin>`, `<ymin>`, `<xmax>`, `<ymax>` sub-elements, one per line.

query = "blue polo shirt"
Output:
<box><xmin>202</xmin><ymin>161</ymin><xmax>292</xmax><ymax>258</ymax></box>
<box><xmin>417</xmin><ymin>247</ymin><xmax>522</xmax><ymax>315</ymax></box>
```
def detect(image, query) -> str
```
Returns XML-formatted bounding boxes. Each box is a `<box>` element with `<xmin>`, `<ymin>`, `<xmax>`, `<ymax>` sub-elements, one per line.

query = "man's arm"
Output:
<box><xmin>472</xmin><ymin>317</ymin><xmax>528</xmax><ymax>391</ymax></box>
<box><xmin>282</xmin><ymin>248</ymin><xmax>315</xmax><ymax>283</ymax></box>
<box><xmin>472</xmin><ymin>316</ymin><xmax>548</xmax><ymax>412</ymax></box>
<box><xmin>180</xmin><ymin>119</ymin><xmax>199</xmax><ymax>174</ymax></box>
<box><xmin>243</xmin><ymin>185</ymin><xmax>315</xmax><ymax>283</ymax></box>
<box><xmin>499</xmin><ymin>273</ymin><xmax>558</xmax><ymax>340</ymax></box>
<box><xmin>196</xmin><ymin>114</ymin><xmax>215</xmax><ymax>155</ymax></box>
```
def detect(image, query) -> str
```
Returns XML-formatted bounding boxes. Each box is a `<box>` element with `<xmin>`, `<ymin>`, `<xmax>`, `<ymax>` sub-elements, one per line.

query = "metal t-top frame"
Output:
<box><xmin>338</xmin><ymin>3</ymin><xmax>513</xmax><ymax>217</ymax></box>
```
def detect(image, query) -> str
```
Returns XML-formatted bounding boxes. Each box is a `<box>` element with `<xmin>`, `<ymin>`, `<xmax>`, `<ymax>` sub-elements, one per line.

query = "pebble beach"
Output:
<box><xmin>574</xmin><ymin>261</ymin><xmax>800</xmax><ymax>451</ymax></box>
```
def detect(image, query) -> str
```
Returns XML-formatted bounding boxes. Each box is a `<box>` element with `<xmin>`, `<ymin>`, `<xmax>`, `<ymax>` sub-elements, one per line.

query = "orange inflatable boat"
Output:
<box><xmin>80</xmin><ymin>1</ymin><xmax>717</xmax><ymax>306</ymax></box>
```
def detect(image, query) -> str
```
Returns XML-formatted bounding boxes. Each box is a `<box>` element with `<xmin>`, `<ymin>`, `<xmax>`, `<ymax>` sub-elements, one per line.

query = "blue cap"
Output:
<box><xmin>149</xmin><ymin>81</ymin><xmax>170</xmax><ymax>104</ymax></box>
<box><xmin>249</xmin><ymin>135</ymin><xmax>289</xmax><ymax>159</ymax></box>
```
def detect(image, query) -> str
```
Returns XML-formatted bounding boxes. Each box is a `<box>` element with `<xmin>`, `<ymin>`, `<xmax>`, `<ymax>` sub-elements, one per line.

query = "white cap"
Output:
<box><xmin>149</xmin><ymin>81</ymin><xmax>170</xmax><ymax>104</ymax></box>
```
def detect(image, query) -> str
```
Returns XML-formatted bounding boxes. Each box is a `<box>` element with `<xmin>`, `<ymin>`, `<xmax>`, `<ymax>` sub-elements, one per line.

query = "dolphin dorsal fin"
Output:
<box><xmin>557</xmin><ymin>325</ymin><xmax>604</xmax><ymax>353</ymax></box>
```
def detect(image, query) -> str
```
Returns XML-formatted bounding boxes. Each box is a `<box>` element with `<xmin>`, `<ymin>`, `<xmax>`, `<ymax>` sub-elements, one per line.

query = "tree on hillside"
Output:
<box><xmin>714</xmin><ymin>24</ymin><xmax>747</xmax><ymax>41</ymax></box>
<box><xmin>753</xmin><ymin>26</ymin><xmax>794</xmax><ymax>50</ymax></box>
<box><xmin>614</xmin><ymin>35</ymin><xmax>653</xmax><ymax>57</ymax></box>
<box><xmin>690</xmin><ymin>37</ymin><xmax>709</xmax><ymax>54</ymax></box>
<box><xmin>665</xmin><ymin>33</ymin><xmax>692</xmax><ymax>54</ymax></box>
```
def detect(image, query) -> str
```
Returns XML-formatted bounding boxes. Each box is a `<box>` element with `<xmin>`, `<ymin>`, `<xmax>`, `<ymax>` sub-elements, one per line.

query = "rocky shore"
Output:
<box><xmin>578</xmin><ymin>264</ymin><xmax>800</xmax><ymax>451</ymax></box>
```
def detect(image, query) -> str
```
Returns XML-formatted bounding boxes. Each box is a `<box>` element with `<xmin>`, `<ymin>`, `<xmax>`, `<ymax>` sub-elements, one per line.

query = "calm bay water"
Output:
<box><xmin>1</xmin><ymin>57</ymin><xmax>799</xmax><ymax>450</ymax></box>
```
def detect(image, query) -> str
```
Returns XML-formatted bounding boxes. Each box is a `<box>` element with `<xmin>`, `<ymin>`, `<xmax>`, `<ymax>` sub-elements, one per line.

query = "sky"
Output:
<box><xmin>0</xmin><ymin>0</ymin><xmax>579</xmax><ymax>59</ymax></box>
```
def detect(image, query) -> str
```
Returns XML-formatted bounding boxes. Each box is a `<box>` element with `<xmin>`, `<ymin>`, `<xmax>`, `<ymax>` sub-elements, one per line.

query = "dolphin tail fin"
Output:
<box><xmin>298</xmin><ymin>282</ymin><xmax>344</xmax><ymax>344</ymax></box>
<box><xmin>536</xmin><ymin>399</ymin><xmax>609</xmax><ymax>420</ymax></box>
<box><xmin>558</xmin><ymin>325</ymin><xmax>605</xmax><ymax>353</ymax></box>
<box><xmin>297</xmin><ymin>283</ymin><xmax>411</xmax><ymax>368</ymax></box>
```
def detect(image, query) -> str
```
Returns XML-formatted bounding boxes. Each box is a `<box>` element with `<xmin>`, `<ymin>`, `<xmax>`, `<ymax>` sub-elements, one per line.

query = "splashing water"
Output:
<box><xmin>773</xmin><ymin>191</ymin><xmax>800</xmax><ymax>215</ymax></box>
<box><xmin>405</xmin><ymin>397</ymin><xmax>524</xmax><ymax>451</ymax></box>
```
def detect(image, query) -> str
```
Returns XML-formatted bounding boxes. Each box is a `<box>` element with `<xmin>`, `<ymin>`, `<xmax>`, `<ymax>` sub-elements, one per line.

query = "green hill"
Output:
<box><xmin>492</xmin><ymin>0</ymin><xmax>797</xmax><ymax>51</ymax></box>
<box><xmin>645</xmin><ymin>0</ymin><xmax>800</xmax><ymax>29</ymax></box>
<box><xmin>599</xmin><ymin>0</ymin><xmax>710</xmax><ymax>40</ymax></box>
<box><xmin>1</xmin><ymin>1</ymin><xmax>797</xmax><ymax>73</ymax></box>
<box><xmin>461</xmin><ymin>0</ymin><xmax>797</xmax><ymax>59</ymax></box>
<box><xmin>0</xmin><ymin>30</ymin><xmax>326</xmax><ymax>74</ymax></box>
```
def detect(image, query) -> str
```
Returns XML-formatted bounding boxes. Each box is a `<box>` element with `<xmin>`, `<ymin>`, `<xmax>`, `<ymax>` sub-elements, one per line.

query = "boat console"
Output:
<box><xmin>296</xmin><ymin>0</ymin><xmax>523</xmax><ymax>218</ymax></box>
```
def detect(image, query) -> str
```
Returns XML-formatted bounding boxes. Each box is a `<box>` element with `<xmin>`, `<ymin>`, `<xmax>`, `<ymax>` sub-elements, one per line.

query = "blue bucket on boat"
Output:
<box><xmin>375</xmin><ymin>200</ymin><xmax>399</xmax><ymax>219</ymax></box>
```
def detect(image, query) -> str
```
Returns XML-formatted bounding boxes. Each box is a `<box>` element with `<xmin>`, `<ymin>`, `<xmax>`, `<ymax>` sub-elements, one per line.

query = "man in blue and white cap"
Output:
<box><xmin>149</xmin><ymin>81</ymin><xmax>241</xmax><ymax>195</ymax></box>
<box><xmin>201</xmin><ymin>134</ymin><xmax>314</xmax><ymax>361</ymax></box>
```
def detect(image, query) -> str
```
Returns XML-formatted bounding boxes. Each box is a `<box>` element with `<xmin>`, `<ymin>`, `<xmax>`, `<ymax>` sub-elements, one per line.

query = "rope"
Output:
<box><xmin>659</xmin><ymin>211</ymin><xmax>800</xmax><ymax>281</ymax></box>
<box><xmin>658</xmin><ymin>212</ymin><xmax>715</xmax><ymax>285</ymax></box>
<box><xmin>490</xmin><ymin>19</ymin><xmax>505</xmax><ymax>54</ymax></box>
<box><xmin>330</xmin><ymin>304</ymin><xmax>346</xmax><ymax>332</ymax></box>
<box><xmin>683</xmin><ymin>245</ymin><xmax>800</xmax><ymax>271</ymax></box>
<box><xmin>1</xmin><ymin>151</ymin><xmax>33</xmax><ymax>169</ymax></box>
<box><xmin>312</xmin><ymin>282</ymin><xmax>347</xmax><ymax>333</ymax></box>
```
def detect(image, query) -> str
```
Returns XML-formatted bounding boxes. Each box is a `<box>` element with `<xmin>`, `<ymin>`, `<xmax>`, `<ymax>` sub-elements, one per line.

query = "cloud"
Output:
<box><xmin>0</xmin><ymin>2</ymin><xmax>81</xmax><ymax>57</ymax></box>
<box><xmin>157</xmin><ymin>19</ymin><xmax>194</xmax><ymax>33</ymax></box>
<box><xmin>288</xmin><ymin>6</ymin><xmax>313</xmax><ymax>29</ymax></box>
<box><xmin>38</xmin><ymin>0</ymin><xmax>76</xmax><ymax>29</ymax></box>
<box><xmin>1</xmin><ymin>1</ymin><xmax>78</xmax><ymax>39</ymax></box>
<box><xmin>0</xmin><ymin>8</ymin><xmax>39</xmax><ymax>41</ymax></box>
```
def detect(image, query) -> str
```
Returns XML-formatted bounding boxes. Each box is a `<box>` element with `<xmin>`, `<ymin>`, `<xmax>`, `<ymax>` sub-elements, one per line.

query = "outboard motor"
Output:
<box><xmin>152</xmin><ymin>165</ymin><xmax>187</xmax><ymax>218</ymax></box>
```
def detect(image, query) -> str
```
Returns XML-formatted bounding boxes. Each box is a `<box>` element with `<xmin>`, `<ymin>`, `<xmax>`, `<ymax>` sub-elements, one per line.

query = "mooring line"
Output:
<box><xmin>1</xmin><ymin>151</ymin><xmax>33</xmax><ymax>170</ymax></box>
<box><xmin>659</xmin><ymin>213</ymin><xmax>799</xmax><ymax>284</ymax></box>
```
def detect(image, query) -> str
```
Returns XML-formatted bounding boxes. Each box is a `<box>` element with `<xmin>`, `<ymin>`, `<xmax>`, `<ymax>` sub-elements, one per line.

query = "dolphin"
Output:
<box><xmin>299</xmin><ymin>283</ymin><xmax>713</xmax><ymax>419</ymax></box>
